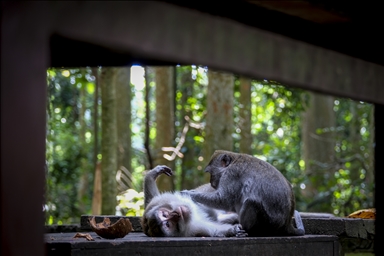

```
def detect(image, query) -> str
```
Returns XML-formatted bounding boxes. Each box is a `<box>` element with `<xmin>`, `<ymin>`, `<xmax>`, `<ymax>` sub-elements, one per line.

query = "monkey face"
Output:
<box><xmin>156</xmin><ymin>205</ymin><xmax>191</xmax><ymax>236</ymax></box>
<box><xmin>142</xmin><ymin>203</ymin><xmax>192</xmax><ymax>237</ymax></box>
<box><xmin>205</xmin><ymin>152</ymin><xmax>232</xmax><ymax>189</ymax></box>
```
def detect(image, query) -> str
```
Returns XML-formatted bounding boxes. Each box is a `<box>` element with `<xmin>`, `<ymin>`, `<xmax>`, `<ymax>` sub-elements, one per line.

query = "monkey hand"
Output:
<box><xmin>234</xmin><ymin>224</ymin><xmax>248</xmax><ymax>237</ymax></box>
<box><xmin>148</xmin><ymin>165</ymin><xmax>173</xmax><ymax>180</ymax></box>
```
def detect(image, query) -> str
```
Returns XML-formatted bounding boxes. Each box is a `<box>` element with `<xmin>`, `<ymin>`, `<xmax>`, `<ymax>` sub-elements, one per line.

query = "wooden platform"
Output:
<box><xmin>44</xmin><ymin>215</ymin><xmax>375</xmax><ymax>255</ymax></box>
<box><xmin>45</xmin><ymin>232</ymin><xmax>340</xmax><ymax>256</ymax></box>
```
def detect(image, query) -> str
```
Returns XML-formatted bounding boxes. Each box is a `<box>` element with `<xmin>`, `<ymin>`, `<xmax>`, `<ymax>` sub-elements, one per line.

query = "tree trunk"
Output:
<box><xmin>77</xmin><ymin>69</ymin><xmax>89</xmax><ymax>214</ymax></box>
<box><xmin>178</xmin><ymin>66</ymin><xmax>198</xmax><ymax>189</ymax></box>
<box><xmin>100</xmin><ymin>67</ymin><xmax>118</xmax><ymax>214</ymax></box>
<box><xmin>154</xmin><ymin>66</ymin><xmax>175</xmax><ymax>191</ymax></box>
<box><xmin>349</xmin><ymin>102</ymin><xmax>361</xmax><ymax>182</ymax></box>
<box><xmin>92</xmin><ymin>162</ymin><xmax>102</xmax><ymax>215</ymax></box>
<box><xmin>144</xmin><ymin>66</ymin><xmax>154</xmax><ymax>169</ymax></box>
<box><xmin>204</xmin><ymin>69</ymin><xmax>234</xmax><ymax>182</ymax></box>
<box><xmin>91</xmin><ymin>67</ymin><xmax>101</xmax><ymax>215</ymax></box>
<box><xmin>239</xmin><ymin>76</ymin><xmax>252</xmax><ymax>154</ymax></box>
<box><xmin>366</xmin><ymin>105</ymin><xmax>375</xmax><ymax>185</ymax></box>
<box><xmin>301</xmin><ymin>91</ymin><xmax>336</xmax><ymax>212</ymax></box>
<box><xmin>115</xmin><ymin>67</ymin><xmax>132</xmax><ymax>192</ymax></box>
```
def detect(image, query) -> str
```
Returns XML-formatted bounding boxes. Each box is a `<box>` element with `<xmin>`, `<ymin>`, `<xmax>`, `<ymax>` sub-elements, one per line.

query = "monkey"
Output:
<box><xmin>184</xmin><ymin>150</ymin><xmax>305</xmax><ymax>237</ymax></box>
<box><xmin>141</xmin><ymin>165</ymin><xmax>247</xmax><ymax>237</ymax></box>
<box><xmin>189</xmin><ymin>183</ymin><xmax>239</xmax><ymax>225</ymax></box>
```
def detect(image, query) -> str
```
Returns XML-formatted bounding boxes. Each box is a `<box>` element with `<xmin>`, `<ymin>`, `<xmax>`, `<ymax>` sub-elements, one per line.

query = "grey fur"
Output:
<box><xmin>186</xmin><ymin>150</ymin><xmax>305</xmax><ymax>237</ymax></box>
<box><xmin>141</xmin><ymin>165</ymin><xmax>247</xmax><ymax>237</ymax></box>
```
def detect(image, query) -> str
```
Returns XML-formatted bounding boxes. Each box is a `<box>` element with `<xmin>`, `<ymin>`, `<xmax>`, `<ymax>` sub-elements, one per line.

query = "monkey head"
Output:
<box><xmin>205</xmin><ymin>150</ymin><xmax>235</xmax><ymax>189</ymax></box>
<box><xmin>141</xmin><ymin>193</ymin><xmax>192</xmax><ymax>237</ymax></box>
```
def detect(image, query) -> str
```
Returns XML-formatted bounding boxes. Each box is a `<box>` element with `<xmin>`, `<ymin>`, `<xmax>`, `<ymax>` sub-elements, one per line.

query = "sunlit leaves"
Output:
<box><xmin>331</xmin><ymin>99</ymin><xmax>374</xmax><ymax>215</ymax></box>
<box><xmin>46</xmin><ymin>65</ymin><xmax>374</xmax><ymax>223</ymax></box>
<box><xmin>86</xmin><ymin>82</ymin><xmax>95</xmax><ymax>94</ymax></box>
<box><xmin>116</xmin><ymin>189</ymin><xmax>145</xmax><ymax>216</ymax></box>
<box><xmin>61</xmin><ymin>70</ymin><xmax>70</xmax><ymax>77</ymax></box>
<box><xmin>243</xmin><ymin>80</ymin><xmax>304</xmax><ymax>182</ymax></box>
<box><xmin>46</xmin><ymin>67</ymin><xmax>97</xmax><ymax>224</ymax></box>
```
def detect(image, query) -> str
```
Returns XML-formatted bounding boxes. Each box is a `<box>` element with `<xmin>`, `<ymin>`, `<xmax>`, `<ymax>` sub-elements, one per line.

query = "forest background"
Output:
<box><xmin>45</xmin><ymin>65</ymin><xmax>374</xmax><ymax>225</ymax></box>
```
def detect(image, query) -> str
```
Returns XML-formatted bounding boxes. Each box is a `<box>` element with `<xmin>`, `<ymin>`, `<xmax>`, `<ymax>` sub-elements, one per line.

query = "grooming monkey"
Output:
<box><xmin>141</xmin><ymin>165</ymin><xmax>247</xmax><ymax>237</ymax></box>
<box><xmin>185</xmin><ymin>150</ymin><xmax>305</xmax><ymax>237</ymax></box>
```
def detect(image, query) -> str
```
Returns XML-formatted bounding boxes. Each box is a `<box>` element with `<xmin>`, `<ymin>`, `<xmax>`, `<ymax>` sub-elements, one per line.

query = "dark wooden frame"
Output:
<box><xmin>1</xmin><ymin>2</ymin><xmax>382</xmax><ymax>255</ymax></box>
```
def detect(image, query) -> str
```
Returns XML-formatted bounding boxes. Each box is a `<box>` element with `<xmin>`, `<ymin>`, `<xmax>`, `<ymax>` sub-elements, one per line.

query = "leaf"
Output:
<box><xmin>86</xmin><ymin>82</ymin><xmax>95</xmax><ymax>94</ymax></box>
<box><xmin>73</xmin><ymin>232</ymin><xmax>94</xmax><ymax>241</ymax></box>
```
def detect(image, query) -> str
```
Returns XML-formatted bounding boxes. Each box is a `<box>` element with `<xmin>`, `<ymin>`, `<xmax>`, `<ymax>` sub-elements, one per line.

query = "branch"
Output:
<box><xmin>162</xmin><ymin>121</ymin><xmax>188</xmax><ymax>161</ymax></box>
<box><xmin>162</xmin><ymin>115</ymin><xmax>205</xmax><ymax>161</ymax></box>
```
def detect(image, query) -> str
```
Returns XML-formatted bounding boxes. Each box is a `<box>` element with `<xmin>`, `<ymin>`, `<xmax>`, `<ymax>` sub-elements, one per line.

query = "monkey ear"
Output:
<box><xmin>221</xmin><ymin>154</ymin><xmax>232</xmax><ymax>167</ymax></box>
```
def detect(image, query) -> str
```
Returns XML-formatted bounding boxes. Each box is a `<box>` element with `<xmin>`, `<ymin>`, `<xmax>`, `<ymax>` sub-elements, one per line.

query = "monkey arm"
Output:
<box><xmin>185</xmin><ymin>190</ymin><xmax>235</xmax><ymax>212</ymax></box>
<box><xmin>143</xmin><ymin>165</ymin><xmax>173</xmax><ymax>209</ymax></box>
<box><xmin>192</xmin><ymin>183</ymin><xmax>215</xmax><ymax>193</ymax></box>
<box><xmin>217</xmin><ymin>212</ymin><xmax>239</xmax><ymax>225</ymax></box>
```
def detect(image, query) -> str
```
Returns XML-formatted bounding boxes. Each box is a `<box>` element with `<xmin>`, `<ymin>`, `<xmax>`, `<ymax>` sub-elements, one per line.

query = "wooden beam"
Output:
<box><xmin>47</xmin><ymin>1</ymin><xmax>384</xmax><ymax>104</ymax></box>
<box><xmin>1</xmin><ymin>2</ymin><xmax>382</xmax><ymax>255</ymax></box>
<box><xmin>1</xmin><ymin>2</ymin><xmax>48</xmax><ymax>255</ymax></box>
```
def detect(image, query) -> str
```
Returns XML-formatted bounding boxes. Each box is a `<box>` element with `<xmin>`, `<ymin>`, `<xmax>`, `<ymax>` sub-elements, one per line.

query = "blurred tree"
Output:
<box><xmin>332</xmin><ymin>99</ymin><xmax>374</xmax><ymax>215</ymax></box>
<box><xmin>203</xmin><ymin>69</ymin><xmax>234</xmax><ymax>182</ymax></box>
<box><xmin>301</xmin><ymin>92</ymin><xmax>336</xmax><ymax>212</ymax></box>
<box><xmin>177</xmin><ymin>66</ymin><xmax>196</xmax><ymax>189</ymax></box>
<box><xmin>238</xmin><ymin>76</ymin><xmax>252</xmax><ymax>154</ymax></box>
<box><xmin>91</xmin><ymin>67</ymin><xmax>101</xmax><ymax>215</ymax></box>
<box><xmin>144</xmin><ymin>66</ymin><xmax>154</xmax><ymax>170</ymax></box>
<box><xmin>174</xmin><ymin>65</ymin><xmax>208</xmax><ymax>189</ymax></box>
<box><xmin>242</xmin><ymin>80</ymin><xmax>305</xmax><ymax>209</ymax></box>
<box><xmin>45</xmin><ymin>65</ymin><xmax>375</xmax><ymax>222</ymax></box>
<box><xmin>116</xmin><ymin>67</ymin><xmax>133</xmax><ymax>192</ymax></box>
<box><xmin>77</xmin><ymin>68</ymin><xmax>91</xmax><ymax>214</ymax></box>
<box><xmin>100</xmin><ymin>67</ymin><xmax>118</xmax><ymax>214</ymax></box>
<box><xmin>46</xmin><ymin>68</ymin><xmax>95</xmax><ymax>224</ymax></box>
<box><xmin>174</xmin><ymin>66</ymin><xmax>205</xmax><ymax>189</ymax></box>
<box><xmin>153</xmin><ymin>66</ymin><xmax>176</xmax><ymax>191</ymax></box>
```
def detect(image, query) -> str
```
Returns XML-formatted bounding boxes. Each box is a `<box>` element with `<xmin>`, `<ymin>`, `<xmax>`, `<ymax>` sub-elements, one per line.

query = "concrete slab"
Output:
<box><xmin>76</xmin><ymin>215</ymin><xmax>374</xmax><ymax>254</ymax></box>
<box><xmin>45</xmin><ymin>232</ymin><xmax>340</xmax><ymax>256</ymax></box>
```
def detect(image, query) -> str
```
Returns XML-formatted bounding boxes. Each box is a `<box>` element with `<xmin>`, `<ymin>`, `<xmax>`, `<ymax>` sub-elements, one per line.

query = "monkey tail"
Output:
<box><xmin>286</xmin><ymin>210</ymin><xmax>305</xmax><ymax>236</ymax></box>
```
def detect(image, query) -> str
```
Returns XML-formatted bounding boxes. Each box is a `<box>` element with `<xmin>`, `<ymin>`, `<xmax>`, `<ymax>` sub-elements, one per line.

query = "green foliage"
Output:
<box><xmin>233</xmin><ymin>79</ymin><xmax>308</xmax><ymax>209</ymax></box>
<box><xmin>331</xmin><ymin>100</ymin><xmax>374</xmax><ymax>215</ymax></box>
<box><xmin>46</xmin><ymin>68</ymin><xmax>96</xmax><ymax>224</ymax></box>
<box><xmin>235</xmin><ymin>80</ymin><xmax>305</xmax><ymax>178</ymax></box>
<box><xmin>116</xmin><ymin>189</ymin><xmax>145</xmax><ymax>216</ymax></box>
<box><xmin>46</xmin><ymin>66</ymin><xmax>374</xmax><ymax>224</ymax></box>
<box><xmin>173</xmin><ymin>65</ymin><xmax>208</xmax><ymax>189</ymax></box>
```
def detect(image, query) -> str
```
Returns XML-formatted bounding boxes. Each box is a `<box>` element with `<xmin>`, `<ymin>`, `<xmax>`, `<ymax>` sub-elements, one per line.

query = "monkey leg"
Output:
<box><xmin>238</xmin><ymin>199</ymin><xmax>262</xmax><ymax>236</ymax></box>
<box><xmin>239</xmin><ymin>199</ymin><xmax>292</xmax><ymax>237</ymax></box>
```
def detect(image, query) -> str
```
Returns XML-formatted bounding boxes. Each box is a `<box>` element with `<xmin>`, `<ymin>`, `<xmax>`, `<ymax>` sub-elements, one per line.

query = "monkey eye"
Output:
<box><xmin>165</xmin><ymin>221</ymin><xmax>170</xmax><ymax>228</ymax></box>
<box><xmin>159</xmin><ymin>210</ymin><xmax>168</xmax><ymax>219</ymax></box>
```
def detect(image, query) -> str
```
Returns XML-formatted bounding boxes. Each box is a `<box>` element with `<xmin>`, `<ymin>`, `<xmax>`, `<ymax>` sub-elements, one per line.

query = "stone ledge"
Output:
<box><xmin>45</xmin><ymin>232</ymin><xmax>340</xmax><ymax>256</ymax></box>
<box><xmin>76</xmin><ymin>215</ymin><xmax>374</xmax><ymax>254</ymax></box>
<box><xmin>302</xmin><ymin>218</ymin><xmax>374</xmax><ymax>254</ymax></box>
<box><xmin>78</xmin><ymin>216</ymin><xmax>375</xmax><ymax>237</ymax></box>
<box><xmin>45</xmin><ymin>224</ymin><xmax>82</xmax><ymax>233</ymax></box>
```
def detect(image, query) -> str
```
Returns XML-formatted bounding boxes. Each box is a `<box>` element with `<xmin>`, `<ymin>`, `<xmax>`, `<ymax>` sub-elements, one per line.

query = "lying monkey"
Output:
<box><xmin>141</xmin><ymin>165</ymin><xmax>247</xmax><ymax>237</ymax></box>
<box><xmin>185</xmin><ymin>150</ymin><xmax>305</xmax><ymax>237</ymax></box>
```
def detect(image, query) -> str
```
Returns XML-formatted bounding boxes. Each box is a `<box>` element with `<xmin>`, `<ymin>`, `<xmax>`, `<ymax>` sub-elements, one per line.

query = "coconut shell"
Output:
<box><xmin>347</xmin><ymin>208</ymin><xmax>376</xmax><ymax>219</ymax></box>
<box><xmin>89</xmin><ymin>216</ymin><xmax>133</xmax><ymax>239</ymax></box>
